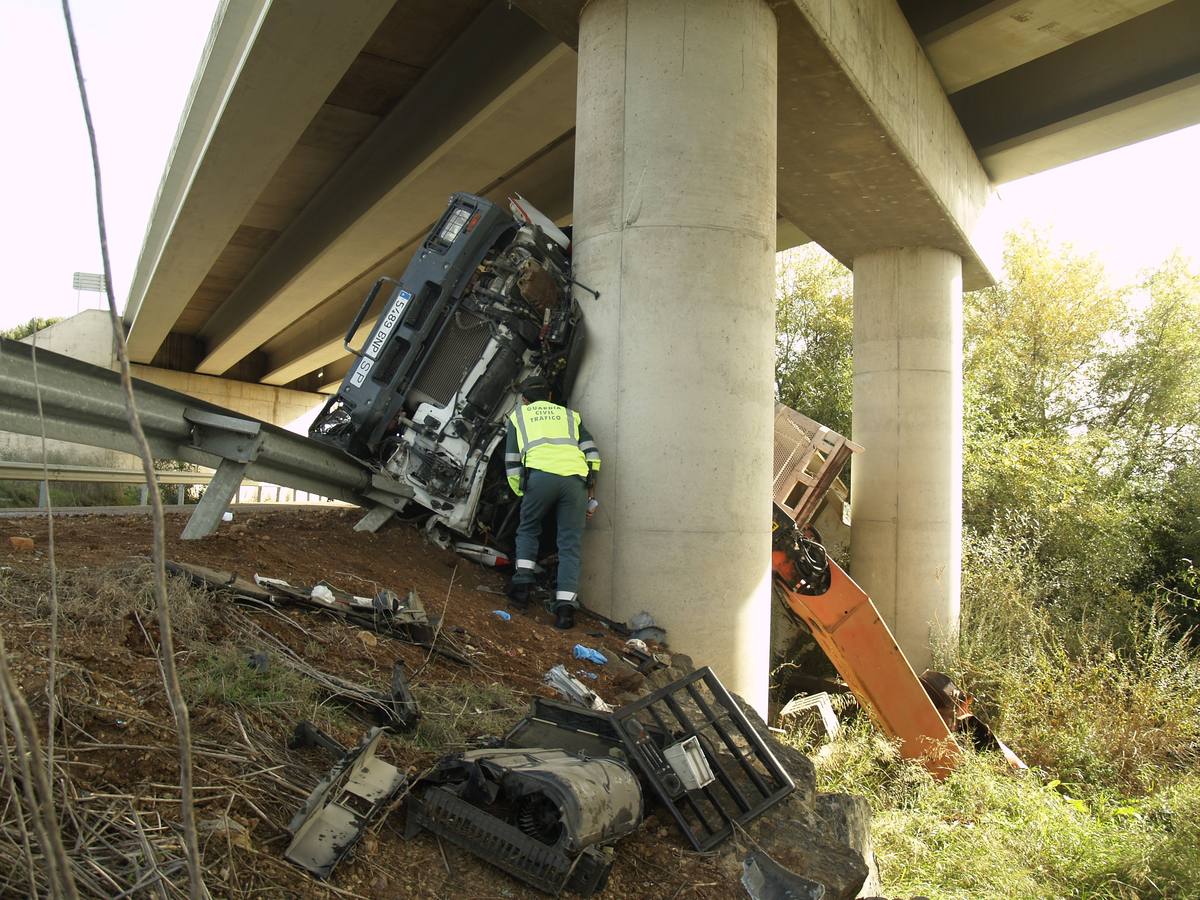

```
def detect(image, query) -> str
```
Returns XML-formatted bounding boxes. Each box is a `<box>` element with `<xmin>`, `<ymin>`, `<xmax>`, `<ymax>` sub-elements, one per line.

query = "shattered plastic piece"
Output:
<box><xmin>407</xmin><ymin>748</ymin><xmax>642</xmax><ymax>897</ymax></box>
<box><xmin>779</xmin><ymin>692</ymin><xmax>840</xmax><ymax>740</ymax></box>
<box><xmin>8</xmin><ymin>536</ymin><xmax>34</xmax><ymax>551</ymax></box>
<box><xmin>504</xmin><ymin>698</ymin><xmax>626</xmax><ymax>759</ymax></box>
<box><xmin>493</xmin><ymin>609</ymin><xmax>512</xmax><ymax>621</ymax></box>
<box><xmin>741</xmin><ymin>850</ymin><xmax>826</xmax><ymax>900</ymax></box>
<box><xmin>576</xmin><ymin>669</ymin><xmax>598</xmax><ymax>681</ymax></box>
<box><xmin>455</xmin><ymin>542</ymin><xmax>511</xmax><ymax>568</ymax></box>
<box><xmin>310</xmin><ymin>584</ymin><xmax>336</xmax><ymax>605</ymax></box>
<box><xmin>662</xmin><ymin>736</ymin><xmax>716</xmax><ymax>792</ymax></box>
<box><xmin>611</xmin><ymin>667</ymin><xmax>794</xmax><ymax>851</ymax></box>
<box><xmin>572</xmin><ymin>644</ymin><xmax>608</xmax><ymax>666</ymax></box>
<box><xmin>544</xmin><ymin>664</ymin><xmax>611</xmax><ymax>712</ymax></box>
<box><xmin>286</xmin><ymin>729</ymin><xmax>406</xmax><ymax>879</ymax></box>
<box><xmin>625</xmin><ymin>638</ymin><xmax>649</xmax><ymax>654</ymax></box>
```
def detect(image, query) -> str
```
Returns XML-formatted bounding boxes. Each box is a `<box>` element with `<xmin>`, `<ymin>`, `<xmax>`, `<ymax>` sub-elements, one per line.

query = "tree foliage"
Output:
<box><xmin>775</xmin><ymin>245</ymin><xmax>853</xmax><ymax>436</ymax></box>
<box><xmin>1</xmin><ymin>317</ymin><xmax>62</xmax><ymax>341</ymax></box>
<box><xmin>774</xmin><ymin>228</ymin><xmax>1200</xmax><ymax>607</ymax></box>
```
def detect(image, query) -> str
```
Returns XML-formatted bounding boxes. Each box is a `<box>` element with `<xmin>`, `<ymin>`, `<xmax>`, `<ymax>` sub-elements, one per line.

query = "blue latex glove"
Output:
<box><xmin>572</xmin><ymin>644</ymin><xmax>608</xmax><ymax>665</ymax></box>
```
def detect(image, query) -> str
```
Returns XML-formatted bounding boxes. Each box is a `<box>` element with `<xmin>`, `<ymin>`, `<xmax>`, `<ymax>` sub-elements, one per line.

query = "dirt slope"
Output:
<box><xmin>0</xmin><ymin>509</ymin><xmax>744</xmax><ymax>898</ymax></box>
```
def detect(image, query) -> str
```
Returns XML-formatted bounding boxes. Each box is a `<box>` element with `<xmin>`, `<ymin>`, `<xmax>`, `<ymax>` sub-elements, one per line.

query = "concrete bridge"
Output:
<box><xmin>116</xmin><ymin>0</ymin><xmax>1200</xmax><ymax>707</ymax></box>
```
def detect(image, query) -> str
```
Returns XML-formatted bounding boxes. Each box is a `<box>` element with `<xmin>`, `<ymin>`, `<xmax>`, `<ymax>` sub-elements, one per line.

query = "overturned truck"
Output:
<box><xmin>310</xmin><ymin>193</ymin><xmax>585</xmax><ymax>546</ymax></box>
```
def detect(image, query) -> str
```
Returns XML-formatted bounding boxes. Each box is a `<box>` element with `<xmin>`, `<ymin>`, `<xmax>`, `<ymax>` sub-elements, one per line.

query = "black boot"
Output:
<box><xmin>507</xmin><ymin>583</ymin><xmax>531</xmax><ymax>611</ymax></box>
<box><xmin>554</xmin><ymin>605</ymin><xmax>575</xmax><ymax>630</ymax></box>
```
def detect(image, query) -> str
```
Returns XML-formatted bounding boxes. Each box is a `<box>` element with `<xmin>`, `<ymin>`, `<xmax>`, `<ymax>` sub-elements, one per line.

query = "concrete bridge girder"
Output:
<box><xmin>123</xmin><ymin>0</ymin><xmax>398</xmax><ymax>364</ymax></box>
<box><xmin>196</xmin><ymin>5</ymin><xmax>576</xmax><ymax>376</ymax></box>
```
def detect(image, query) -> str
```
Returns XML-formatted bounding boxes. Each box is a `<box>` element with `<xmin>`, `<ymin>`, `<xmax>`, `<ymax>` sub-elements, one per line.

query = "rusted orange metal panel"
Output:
<box><xmin>774</xmin><ymin>552</ymin><xmax>960</xmax><ymax>778</ymax></box>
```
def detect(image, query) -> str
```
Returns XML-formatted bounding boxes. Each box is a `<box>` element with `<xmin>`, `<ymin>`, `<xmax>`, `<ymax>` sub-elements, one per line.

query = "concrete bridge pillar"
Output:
<box><xmin>570</xmin><ymin>0</ymin><xmax>778</xmax><ymax>710</ymax></box>
<box><xmin>850</xmin><ymin>248</ymin><xmax>964</xmax><ymax>671</ymax></box>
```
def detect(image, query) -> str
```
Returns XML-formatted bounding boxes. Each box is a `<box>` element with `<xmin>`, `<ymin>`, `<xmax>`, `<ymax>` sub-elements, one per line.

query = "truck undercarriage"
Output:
<box><xmin>309</xmin><ymin>193</ymin><xmax>584</xmax><ymax>547</ymax></box>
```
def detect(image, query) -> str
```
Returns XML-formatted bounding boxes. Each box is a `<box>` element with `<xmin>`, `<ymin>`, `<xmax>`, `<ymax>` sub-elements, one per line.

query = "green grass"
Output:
<box><xmin>182</xmin><ymin>645</ymin><xmax>319</xmax><ymax>716</ymax></box>
<box><xmin>800</xmin><ymin>721</ymin><xmax>1200</xmax><ymax>900</ymax></box>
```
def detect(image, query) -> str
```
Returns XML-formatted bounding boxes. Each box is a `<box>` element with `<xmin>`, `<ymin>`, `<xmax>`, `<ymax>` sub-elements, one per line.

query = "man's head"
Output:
<box><xmin>516</xmin><ymin>375</ymin><xmax>552</xmax><ymax>404</ymax></box>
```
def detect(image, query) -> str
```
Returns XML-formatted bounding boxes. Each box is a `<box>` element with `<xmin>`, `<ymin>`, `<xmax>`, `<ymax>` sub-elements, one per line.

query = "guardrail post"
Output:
<box><xmin>181</xmin><ymin>408</ymin><xmax>265</xmax><ymax>540</ymax></box>
<box><xmin>354</xmin><ymin>505</ymin><xmax>395</xmax><ymax>532</ymax></box>
<box><xmin>139</xmin><ymin>485</ymin><xmax>149</xmax><ymax>506</ymax></box>
<box><xmin>181</xmin><ymin>459</ymin><xmax>247</xmax><ymax>539</ymax></box>
<box><xmin>176</xmin><ymin>484</ymin><xmax>186</xmax><ymax>506</ymax></box>
<box><xmin>38</xmin><ymin>480</ymin><xmax>49</xmax><ymax>509</ymax></box>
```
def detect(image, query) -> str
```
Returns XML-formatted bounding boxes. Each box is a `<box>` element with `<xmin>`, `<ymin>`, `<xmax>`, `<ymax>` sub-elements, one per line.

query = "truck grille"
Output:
<box><xmin>411</xmin><ymin>312</ymin><xmax>492</xmax><ymax>407</ymax></box>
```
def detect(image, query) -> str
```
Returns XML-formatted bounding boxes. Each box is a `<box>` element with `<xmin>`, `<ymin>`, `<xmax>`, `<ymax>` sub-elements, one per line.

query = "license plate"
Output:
<box><xmin>366</xmin><ymin>289</ymin><xmax>412</xmax><ymax>359</ymax></box>
<box><xmin>349</xmin><ymin>357</ymin><xmax>374</xmax><ymax>387</ymax></box>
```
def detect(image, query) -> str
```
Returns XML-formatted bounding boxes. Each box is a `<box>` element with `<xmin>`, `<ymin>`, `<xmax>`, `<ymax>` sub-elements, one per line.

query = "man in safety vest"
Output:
<box><xmin>504</xmin><ymin>376</ymin><xmax>600</xmax><ymax>629</ymax></box>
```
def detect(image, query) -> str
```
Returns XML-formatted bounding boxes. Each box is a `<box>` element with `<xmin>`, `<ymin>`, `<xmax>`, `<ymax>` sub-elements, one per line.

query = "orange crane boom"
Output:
<box><xmin>772</xmin><ymin>549</ymin><xmax>961</xmax><ymax>778</ymax></box>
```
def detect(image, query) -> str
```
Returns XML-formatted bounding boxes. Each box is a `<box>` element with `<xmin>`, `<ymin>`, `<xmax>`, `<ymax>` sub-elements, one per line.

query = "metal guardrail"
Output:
<box><xmin>0</xmin><ymin>461</ymin><xmax>343</xmax><ymax>509</ymax></box>
<box><xmin>0</xmin><ymin>461</ymin><xmax>219</xmax><ymax>485</ymax></box>
<box><xmin>0</xmin><ymin>338</ymin><xmax>411</xmax><ymax>538</ymax></box>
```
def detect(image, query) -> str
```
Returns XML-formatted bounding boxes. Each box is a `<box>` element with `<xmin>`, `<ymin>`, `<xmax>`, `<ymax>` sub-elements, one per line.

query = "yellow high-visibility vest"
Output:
<box><xmin>509</xmin><ymin>401</ymin><xmax>589</xmax><ymax>479</ymax></box>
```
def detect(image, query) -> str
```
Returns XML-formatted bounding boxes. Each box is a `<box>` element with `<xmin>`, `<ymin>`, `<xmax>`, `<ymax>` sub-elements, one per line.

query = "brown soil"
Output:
<box><xmin>0</xmin><ymin>509</ymin><xmax>738</xmax><ymax>899</ymax></box>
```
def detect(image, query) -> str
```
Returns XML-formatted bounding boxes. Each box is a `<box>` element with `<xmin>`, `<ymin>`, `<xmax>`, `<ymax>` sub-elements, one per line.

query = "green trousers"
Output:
<box><xmin>512</xmin><ymin>469</ymin><xmax>587</xmax><ymax>611</ymax></box>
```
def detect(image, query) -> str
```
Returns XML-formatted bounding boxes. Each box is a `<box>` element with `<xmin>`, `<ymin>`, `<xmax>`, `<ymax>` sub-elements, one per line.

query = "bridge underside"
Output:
<box><xmin>124</xmin><ymin>0</ymin><xmax>1200</xmax><ymax>392</ymax></box>
<box><xmin>115</xmin><ymin>0</ymin><xmax>1200</xmax><ymax>705</ymax></box>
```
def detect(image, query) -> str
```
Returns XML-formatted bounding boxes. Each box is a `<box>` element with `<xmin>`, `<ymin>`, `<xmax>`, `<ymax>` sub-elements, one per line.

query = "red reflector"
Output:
<box><xmin>466</xmin><ymin>211</ymin><xmax>481</xmax><ymax>232</ymax></box>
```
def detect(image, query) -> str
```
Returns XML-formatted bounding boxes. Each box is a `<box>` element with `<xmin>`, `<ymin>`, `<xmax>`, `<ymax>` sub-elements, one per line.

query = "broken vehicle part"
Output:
<box><xmin>454</xmin><ymin>541</ymin><xmax>512</xmax><ymax>567</ymax></box>
<box><xmin>544</xmin><ymin>664</ymin><xmax>612</xmax><ymax>712</ymax></box>
<box><xmin>772</xmin><ymin>509</ymin><xmax>832</xmax><ymax>595</ymax></box>
<box><xmin>309</xmin><ymin>192</ymin><xmax>584</xmax><ymax>546</ymax></box>
<box><xmin>407</xmin><ymin>748</ymin><xmax>642</xmax><ymax>896</ymax></box>
<box><xmin>662</xmin><ymin>735</ymin><xmax>717</xmax><ymax>792</ymax></box>
<box><xmin>779</xmin><ymin>692</ymin><xmax>840</xmax><ymax>740</ymax></box>
<box><xmin>254</xmin><ymin>574</ymin><xmax>433</xmax><ymax>641</ymax></box>
<box><xmin>611</xmin><ymin>667</ymin><xmax>795</xmax><ymax>851</ymax></box>
<box><xmin>618</xmin><ymin>641</ymin><xmax>670</xmax><ymax>676</ymax></box>
<box><xmin>243</xmin><ymin>619</ymin><xmax>420</xmax><ymax>731</ymax></box>
<box><xmin>772</xmin><ymin>403</ymin><xmax>862</xmax><ymax>531</ymax></box>
<box><xmin>627</xmin><ymin>610</ymin><xmax>667</xmax><ymax>643</ymax></box>
<box><xmin>771</xmin><ymin>542</ymin><xmax>960</xmax><ymax>778</ymax></box>
<box><xmin>769</xmin><ymin>406</ymin><xmax>960</xmax><ymax>776</ymax></box>
<box><xmin>920</xmin><ymin>671</ymin><xmax>1026</xmax><ymax>769</ymax></box>
<box><xmin>289</xmin><ymin>720</ymin><xmax>348</xmax><ymax>757</ymax></box>
<box><xmin>503</xmin><ymin>698</ymin><xmax>627</xmax><ymax>761</ymax></box>
<box><xmin>167</xmin><ymin>559</ymin><xmax>440</xmax><ymax>648</ymax></box>
<box><xmin>741</xmin><ymin>850</ymin><xmax>827</xmax><ymax>900</ymax></box>
<box><xmin>410</xmin><ymin>788</ymin><xmax>613</xmax><ymax>896</ymax></box>
<box><xmin>286</xmin><ymin>728</ymin><xmax>406</xmax><ymax>879</ymax></box>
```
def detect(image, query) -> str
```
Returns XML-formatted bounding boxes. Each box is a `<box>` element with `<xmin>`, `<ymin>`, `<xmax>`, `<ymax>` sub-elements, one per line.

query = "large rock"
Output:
<box><xmin>816</xmin><ymin>793</ymin><xmax>881</xmax><ymax>898</ymax></box>
<box><xmin>736</xmin><ymin>792</ymin><xmax>869</xmax><ymax>900</ymax></box>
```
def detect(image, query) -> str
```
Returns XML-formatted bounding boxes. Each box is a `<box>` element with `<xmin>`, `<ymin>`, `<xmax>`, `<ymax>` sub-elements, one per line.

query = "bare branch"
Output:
<box><xmin>59</xmin><ymin>4</ymin><xmax>206</xmax><ymax>896</ymax></box>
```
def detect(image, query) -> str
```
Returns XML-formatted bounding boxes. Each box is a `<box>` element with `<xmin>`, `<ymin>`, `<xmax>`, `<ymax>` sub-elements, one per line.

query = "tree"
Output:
<box><xmin>1</xmin><ymin>317</ymin><xmax>62</xmax><ymax>341</ymax></box>
<box><xmin>964</xmin><ymin>229</ymin><xmax>1125</xmax><ymax>438</ymax></box>
<box><xmin>962</xmin><ymin>234</ymin><xmax>1200</xmax><ymax>595</ymax></box>
<box><xmin>1092</xmin><ymin>252</ymin><xmax>1200</xmax><ymax>477</ymax></box>
<box><xmin>774</xmin><ymin>245</ymin><xmax>853</xmax><ymax>436</ymax></box>
<box><xmin>774</xmin><ymin>226</ymin><xmax>1200</xmax><ymax>600</ymax></box>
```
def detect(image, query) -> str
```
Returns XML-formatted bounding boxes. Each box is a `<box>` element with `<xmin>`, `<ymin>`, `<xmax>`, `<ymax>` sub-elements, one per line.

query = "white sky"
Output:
<box><xmin>1</xmin><ymin>1</ymin><xmax>1198</xmax><ymax>333</ymax></box>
